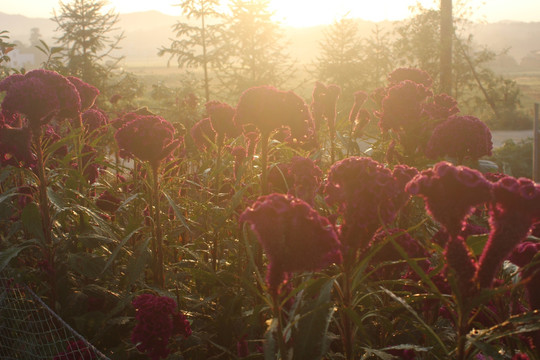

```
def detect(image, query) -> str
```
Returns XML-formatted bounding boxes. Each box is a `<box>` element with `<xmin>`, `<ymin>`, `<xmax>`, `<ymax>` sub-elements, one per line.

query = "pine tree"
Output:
<box><xmin>53</xmin><ymin>0</ymin><xmax>124</xmax><ymax>88</ymax></box>
<box><xmin>159</xmin><ymin>0</ymin><xmax>224</xmax><ymax>102</ymax></box>
<box><xmin>218</xmin><ymin>0</ymin><xmax>295</xmax><ymax>98</ymax></box>
<box><xmin>315</xmin><ymin>17</ymin><xmax>365</xmax><ymax>95</ymax></box>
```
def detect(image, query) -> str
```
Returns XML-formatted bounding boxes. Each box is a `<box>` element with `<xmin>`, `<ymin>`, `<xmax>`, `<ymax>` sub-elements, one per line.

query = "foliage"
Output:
<box><xmin>490</xmin><ymin>138</ymin><xmax>533</xmax><ymax>178</ymax></box>
<box><xmin>52</xmin><ymin>0</ymin><xmax>125</xmax><ymax>90</ymax></box>
<box><xmin>158</xmin><ymin>0</ymin><xmax>225</xmax><ymax>102</ymax></box>
<box><xmin>217</xmin><ymin>0</ymin><xmax>295</xmax><ymax>99</ymax></box>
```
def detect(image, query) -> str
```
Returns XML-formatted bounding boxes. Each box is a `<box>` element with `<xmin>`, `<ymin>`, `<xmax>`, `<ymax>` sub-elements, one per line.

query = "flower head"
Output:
<box><xmin>325</xmin><ymin>157</ymin><xmax>411</xmax><ymax>249</ymax></box>
<box><xmin>131</xmin><ymin>294</ymin><xmax>191</xmax><ymax>360</ymax></box>
<box><xmin>378</xmin><ymin>80</ymin><xmax>432</xmax><ymax>133</ymax></box>
<box><xmin>476</xmin><ymin>176</ymin><xmax>540</xmax><ymax>287</ymax></box>
<box><xmin>426</xmin><ymin>115</ymin><xmax>492</xmax><ymax>161</ymax></box>
<box><xmin>82</xmin><ymin>108</ymin><xmax>109</xmax><ymax>138</ymax></box>
<box><xmin>205</xmin><ymin>101</ymin><xmax>240</xmax><ymax>139</ymax></box>
<box><xmin>53</xmin><ymin>340</ymin><xmax>95</xmax><ymax>360</ymax></box>
<box><xmin>310</xmin><ymin>82</ymin><xmax>341</xmax><ymax>132</ymax></box>
<box><xmin>235</xmin><ymin>86</ymin><xmax>312</xmax><ymax>140</ymax></box>
<box><xmin>190</xmin><ymin>117</ymin><xmax>216</xmax><ymax>151</ymax></box>
<box><xmin>406</xmin><ymin>162</ymin><xmax>492</xmax><ymax>236</ymax></box>
<box><xmin>67</xmin><ymin>76</ymin><xmax>99</xmax><ymax>111</ymax></box>
<box><xmin>349</xmin><ymin>90</ymin><xmax>368</xmax><ymax>124</ymax></box>
<box><xmin>0</xmin><ymin>70</ymin><xmax>81</xmax><ymax>128</ymax></box>
<box><xmin>240</xmin><ymin>193</ymin><xmax>341</xmax><ymax>294</ymax></box>
<box><xmin>115</xmin><ymin>115</ymin><xmax>180</xmax><ymax>167</ymax></box>
<box><xmin>423</xmin><ymin>93</ymin><xmax>460</xmax><ymax>121</ymax></box>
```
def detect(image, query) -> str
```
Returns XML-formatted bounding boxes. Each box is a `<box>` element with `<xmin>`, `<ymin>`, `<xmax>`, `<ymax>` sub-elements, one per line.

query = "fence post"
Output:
<box><xmin>534</xmin><ymin>103</ymin><xmax>540</xmax><ymax>182</ymax></box>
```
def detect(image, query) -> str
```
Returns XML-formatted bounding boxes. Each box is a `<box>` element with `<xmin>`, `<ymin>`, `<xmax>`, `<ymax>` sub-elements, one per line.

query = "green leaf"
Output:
<box><xmin>292</xmin><ymin>278</ymin><xmax>334</xmax><ymax>360</ymax></box>
<box><xmin>21</xmin><ymin>202</ymin><xmax>45</xmax><ymax>241</ymax></box>
<box><xmin>124</xmin><ymin>237</ymin><xmax>151</xmax><ymax>289</ymax></box>
<box><xmin>67</xmin><ymin>253</ymin><xmax>107</xmax><ymax>279</ymax></box>
<box><xmin>264</xmin><ymin>318</ymin><xmax>278</xmax><ymax>360</ymax></box>
<box><xmin>163</xmin><ymin>191</ymin><xmax>192</xmax><ymax>233</ymax></box>
<box><xmin>102</xmin><ymin>226</ymin><xmax>143</xmax><ymax>274</ymax></box>
<box><xmin>0</xmin><ymin>242</ymin><xmax>36</xmax><ymax>271</ymax></box>
<box><xmin>466</xmin><ymin>234</ymin><xmax>489</xmax><ymax>256</ymax></box>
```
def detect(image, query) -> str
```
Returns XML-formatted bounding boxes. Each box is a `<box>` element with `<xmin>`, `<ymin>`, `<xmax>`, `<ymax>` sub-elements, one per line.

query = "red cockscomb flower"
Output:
<box><xmin>311</xmin><ymin>82</ymin><xmax>341</xmax><ymax>133</ymax></box>
<box><xmin>205</xmin><ymin>101</ymin><xmax>240</xmax><ymax>139</ymax></box>
<box><xmin>378</xmin><ymin>80</ymin><xmax>432</xmax><ymax>133</ymax></box>
<box><xmin>0</xmin><ymin>123</ymin><xmax>35</xmax><ymax>167</ymax></box>
<box><xmin>131</xmin><ymin>294</ymin><xmax>191</xmax><ymax>360</ymax></box>
<box><xmin>235</xmin><ymin>86</ymin><xmax>312</xmax><ymax>140</ymax></box>
<box><xmin>115</xmin><ymin>115</ymin><xmax>180</xmax><ymax>167</ymax></box>
<box><xmin>53</xmin><ymin>340</ymin><xmax>96</xmax><ymax>360</ymax></box>
<box><xmin>423</xmin><ymin>93</ymin><xmax>460</xmax><ymax>121</ymax></box>
<box><xmin>190</xmin><ymin>117</ymin><xmax>216</xmax><ymax>151</ymax></box>
<box><xmin>406</xmin><ymin>162</ymin><xmax>492</xmax><ymax>236</ymax></box>
<box><xmin>325</xmin><ymin>157</ymin><xmax>411</xmax><ymax>250</ymax></box>
<box><xmin>67</xmin><ymin>76</ymin><xmax>99</xmax><ymax>111</ymax></box>
<box><xmin>240</xmin><ymin>193</ymin><xmax>341</xmax><ymax>294</ymax></box>
<box><xmin>476</xmin><ymin>176</ymin><xmax>540</xmax><ymax>288</ymax></box>
<box><xmin>349</xmin><ymin>90</ymin><xmax>368</xmax><ymax>124</ymax></box>
<box><xmin>82</xmin><ymin>108</ymin><xmax>109</xmax><ymax>138</ymax></box>
<box><xmin>426</xmin><ymin>115</ymin><xmax>492</xmax><ymax>162</ymax></box>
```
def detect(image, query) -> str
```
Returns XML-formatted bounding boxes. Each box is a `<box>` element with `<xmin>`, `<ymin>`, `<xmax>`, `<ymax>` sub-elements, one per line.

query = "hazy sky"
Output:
<box><xmin>2</xmin><ymin>0</ymin><xmax>539</xmax><ymax>27</ymax></box>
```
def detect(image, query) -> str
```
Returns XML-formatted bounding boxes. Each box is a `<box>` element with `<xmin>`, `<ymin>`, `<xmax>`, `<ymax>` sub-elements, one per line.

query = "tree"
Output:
<box><xmin>159</xmin><ymin>0</ymin><xmax>224</xmax><ymax>102</ymax></box>
<box><xmin>361</xmin><ymin>25</ymin><xmax>394</xmax><ymax>90</ymax></box>
<box><xmin>315</xmin><ymin>17</ymin><xmax>365</xmax><ymax>95</ymax></box>
<box><xmin>53</xmin><ymin>0</ymin><xmax>124</xmax><ymax>89</ymax></box>
<box><xmin>218</xmin><ymin>0</ymin><xmax>295</xmax><ymax>98</ymax></box>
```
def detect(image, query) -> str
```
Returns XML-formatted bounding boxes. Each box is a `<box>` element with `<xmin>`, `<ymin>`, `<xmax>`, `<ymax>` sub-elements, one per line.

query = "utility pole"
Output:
<box><xmin>534</xmin><ymin>103</ymin><xmax>540</xmax><ymax>181</ymax></box>
<box><xmin>440</xmin><ymin>0</ymin><xmax>453</xmax><ymax>95</ymax></box>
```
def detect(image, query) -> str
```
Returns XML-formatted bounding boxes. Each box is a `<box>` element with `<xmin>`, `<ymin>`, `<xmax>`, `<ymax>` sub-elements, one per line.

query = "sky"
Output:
<box><xmin>1</xmin><ymin>0</ymin><xmax>539</xmax><ymax>27</ymax></box>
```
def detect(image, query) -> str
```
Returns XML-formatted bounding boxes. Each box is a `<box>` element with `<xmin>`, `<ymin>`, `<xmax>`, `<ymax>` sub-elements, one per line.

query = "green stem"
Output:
<box><xmin>151</xmin><ymin>162</ymin><xmax>164</xmax><ymax>288</ymax></box>
<box><xmin>260</xmin><ymin>131</ymin><xmax>270</xmax><ymax>195</ymax></box>
<box><xmin>33</xmin><ymin>124</ymin><xmax>56</xmax><ymax>309</ymax></box>
<box><xmin>272</xmin><ymin>292</ymin><xmax>288</xmax><ymax>359</ymax></box>
<box><xmin>341</xmin><ymin>257</ymin><xmax>354</xmax><ymax>360</ymax></box>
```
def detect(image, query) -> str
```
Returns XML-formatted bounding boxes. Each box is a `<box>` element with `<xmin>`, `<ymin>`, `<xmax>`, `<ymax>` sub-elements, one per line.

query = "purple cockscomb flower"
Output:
<box><xmin>240</xmin><ymin>193</ymin><xmax>341</xmax><ymax>294</ymax></box>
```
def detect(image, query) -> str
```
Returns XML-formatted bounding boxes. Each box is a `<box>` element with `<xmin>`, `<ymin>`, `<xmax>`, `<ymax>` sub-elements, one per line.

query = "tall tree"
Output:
<box><xmin>159</xmin><ymin>0</ymin><xmax>224</xmax><ymax>102</ymax></box>
<box><xmin>361</xmin><ymin>25</ymin><xmax>394</xmax><ymax>90</ymax></box>
<box><xmin>315</xmin><ymin>17</ymin><xmax>365</xmax><ymax>95</ymax></box>
<box><xmin>218</xmin><ymin>0</ymin><xmax>294</xmax><ymax>98</ymax></box>
<box><xmin>440</xmin><ymin>0</ymin><xmax>453</xmax><ymax>95</ymax></box>
<box><xmin>53</xmin><ymin>0</ymin><xmax>124</xmax><ymax>88</ymax></box>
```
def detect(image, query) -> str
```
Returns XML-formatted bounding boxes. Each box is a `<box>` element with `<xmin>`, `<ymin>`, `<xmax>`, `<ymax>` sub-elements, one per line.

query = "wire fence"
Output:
<box><xmin>0</xmin><ymin>276</ymin><xmax>110</xmax><ymax>360</ymax></box>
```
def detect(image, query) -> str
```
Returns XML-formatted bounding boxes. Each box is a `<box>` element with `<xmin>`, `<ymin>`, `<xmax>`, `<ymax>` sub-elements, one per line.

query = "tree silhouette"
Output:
<box><xmin>159</xmin><ymin>0</ymin><xmax>224</xmax><ymax>102</ymax></box>
<box><xmin>53</xmin><ymin>0</ymin><xmax>124</xmax><ymax>88</ymax></box>
<box><xmin>218</xmin><ymin>0</ymin><xmax>294</xmax><ymax>98</ymax></box>
<box><xmin>316</xmin><ymin>17</ymin><xmax>364</xmax><ymax>90</ymax></box>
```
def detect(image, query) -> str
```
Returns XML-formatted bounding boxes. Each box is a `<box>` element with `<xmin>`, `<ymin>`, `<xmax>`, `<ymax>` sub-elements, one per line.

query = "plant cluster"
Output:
<box><xmin>1</xmin><ymin>66</ymin><xmax>539</xmax><ymax>360</ymax></box>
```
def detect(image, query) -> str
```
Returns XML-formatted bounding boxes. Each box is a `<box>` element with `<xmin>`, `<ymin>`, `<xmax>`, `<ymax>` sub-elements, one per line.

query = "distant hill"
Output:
<box><xmin>1</xmin><ymin>10</ymin><xmax>539</xmax><ymax>68</ymax></box>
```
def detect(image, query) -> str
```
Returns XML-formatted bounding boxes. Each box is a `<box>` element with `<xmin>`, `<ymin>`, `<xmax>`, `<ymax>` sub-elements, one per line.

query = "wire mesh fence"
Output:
<box><xmin>0</xmin><ymin>276</ymin><xmax>110</xmax><ymax>360</ymax></box>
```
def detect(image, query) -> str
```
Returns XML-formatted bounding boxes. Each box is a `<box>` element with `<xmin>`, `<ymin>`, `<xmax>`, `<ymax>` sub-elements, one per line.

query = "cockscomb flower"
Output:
<box><xmin>476</xmin><ymin>176</ymin><xmax>540</xmax><ymax>288</ymax></box>
<box><xmin>82</xmin><ymin>108</ymin><xmax>109</xmax><ymax>138</ymax></box>
<box><xmin>426</xmin><ymin>115</ymin><xmax>492</xmax><ymax>162</ymax></box>
<box><xmin>235</xmin><ymin>86</ymin><xmax>312</xmax><ymax>140</ymax></box>
<box><xmin>190</xmin><ymin>117</ymin><xmax>216</xmax><ymax>151</ymax></box>
<box><xmin>131</xmin><ymin>294</ymin><xmax>191</xmax><ymax>360</ymax></box>
<box><xmin>387</xmin><ymin>67</ymin><xmax>433</xmax><ymax>88</ymax></box>
<box><xmin>325</xmin><ymin>157</ymin><xmax>410</xmax><ymax>249</ymax></box>
<box><xmin>240</xmin><ymin>193</ymin><xmax>341</xmax><ymax>294</ymax></box>
<box><xmin>67</xmin><ymin>76</ymin><xmax>99</xmax><ymax>111</ymax></box>
<box><xmin>311</xmin><ymin>82</ymin><xmax>341</xmax><ymax>133</ymax></box>
<box><xmin>423</xmin><ymin>93</ymin><xmax>460</xmax><ymax>121</ymax></box>
<box><xmin>406</xmin><ymin>162</ymin><xmax>492</xmax><ymax>236</ymax></box>
<box><xmin>267</xmin><ymin>163</ymin><xmax>293</xmax><ymax>194</ymax></box>
<box><xmin>115</xmin><ymin>115</ymin><xmax>180</xmax><ymax>167</ymax></box>
<box><xmin>378</xmin><ymin>80</ymin><xmax>432</xmax><ymax>133</ymax></box>
<box><xmin>245</xmin><ymin>131</ymin><xmax>260</xmax><ymax>158</ymax></box>
<box><xmin>0</xmin><ymin>70</ymin><xmax>81</xmax><ymax>129</ymax></box>
<box><xmin>348</xmin><ymin>90</ymin><xmax>369</xmax><ymax>124</ymax></box>
<box><xmin>288</xmin><ymin>156</ymin><xmax>323</xmax><ymax>205</ymax></box>
<box><xmin>205</xmin><ymin>101</ymin><xmax>240</xmax><ymax>139</ymax></box>
<box><xmin>352</xmin><ymin>109</ymin><xmax>371</xmax><ymax>138</ymax></box>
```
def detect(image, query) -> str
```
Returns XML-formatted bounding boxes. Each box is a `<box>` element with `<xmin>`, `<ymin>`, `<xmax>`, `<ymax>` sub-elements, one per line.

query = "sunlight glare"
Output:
<box><xmin>267</xmin><ymin>0</ymin><xmax>438</xmax><ymax>27</ymax></box>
